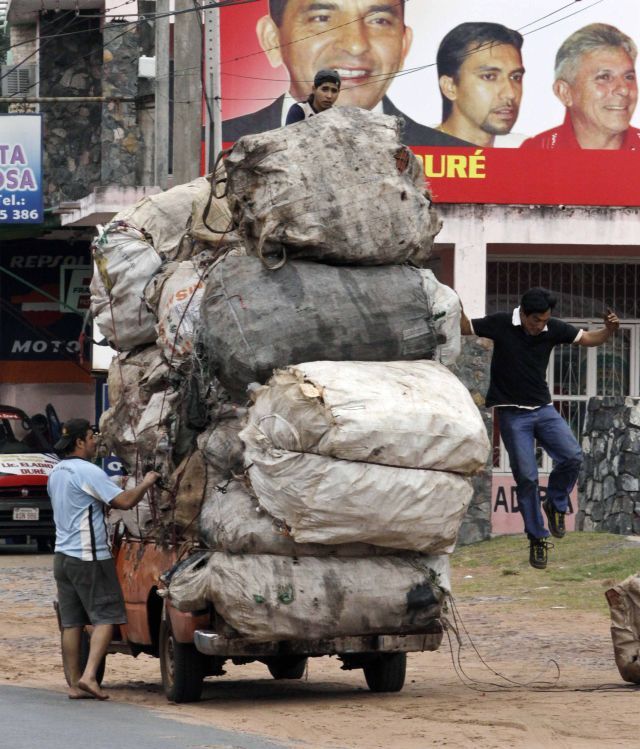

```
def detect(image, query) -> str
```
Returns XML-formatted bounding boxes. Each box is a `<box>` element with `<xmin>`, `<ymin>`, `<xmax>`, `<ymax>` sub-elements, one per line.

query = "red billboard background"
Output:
<box><xmin>219</xmin><ymin>0</ymin><xmax>640</xmax><ymax>206</ymax></box>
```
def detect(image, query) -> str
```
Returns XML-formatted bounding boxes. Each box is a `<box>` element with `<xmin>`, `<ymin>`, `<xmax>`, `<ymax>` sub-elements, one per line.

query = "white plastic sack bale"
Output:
<box><xmin>606</xmin><ymin>574</ymin><xmax>640</xmax><ymax>684</ymax></box>
<box><xmin>199</xmin><ymin>477</ymin><xmax>398</xmax><ymax>558</ymax></box>
<box><xmin>421</xmin><ymin>270</ymin><xmax>461</xmax><ymax>365</ymax></box>
<box><xmin>226</xmin><ymin>107</ymin><xmax>440</xmax><ymax>268</ymax></box>
<box><xmin>100</xmin><ymin>348</ymin><xmax>172</xmax><ymax>472</ymax></box>
<box><xmin>101</xmin><ymin>387</ymin><xmax>180</xmax><ymax>475</ymax></box>
<box><xmin>243</xmin><ymin>448</ymin><xmax>473</xmax><ymax>554</ymax></box>
<box><xmin>115</xmin><ymin>178</ymin><xmax>209</xmax><ymax>259</ymax></box>
<box><xmin>108</xmin><ymin>474</ymin><xmax>154</xmax><ymax>539</ymax></box>
<box><xmin>201</xmin><ymin>255</ymin><xmax>452</xmax><ymax>396</ymax></box>
<box><xmin>91</xmin><ymin>223</ymin><xmax>163</xmax><ymax>349</ymax></box>
<box><xmin>106</xmin><ymin>346</ymin><xmax>169</xmax><ymax>407</ymax></box>
<box><xmin>144</xmin><ymin>251</ymin><xmax>218</xmax><ymax>369</ymax></box>
<box><xmin>167</xmin><ymin>552</ymin><xmax>446</xmax><ymax>641</ymax></box>
<box><xmin>243</xmin><ymin>361</ymin><xmax>489</xmax><ymax>476</ymax></box>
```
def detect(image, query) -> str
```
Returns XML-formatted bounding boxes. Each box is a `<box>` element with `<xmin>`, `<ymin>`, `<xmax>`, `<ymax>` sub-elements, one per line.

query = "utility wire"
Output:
<box><xmin>2</xmin><ymin>0</ymin><xmax>608</xmax><ymax>106</ymax></box>
<box><xmin>1</xmin><ymin>0</ymin><xmax>258</xmax><ymax>55</ymax></box>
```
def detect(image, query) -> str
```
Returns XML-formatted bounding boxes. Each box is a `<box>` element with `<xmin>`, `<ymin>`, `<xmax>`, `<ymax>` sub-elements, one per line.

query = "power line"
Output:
<box><xmin>3</xmin><ymin>0</ymin><xmax>610</xmax><ymax>106</ymax></box>
<box><xmin>1</xmin><ymin>0</ymin><xmax>258</xmax><ymax>57</ymax></box>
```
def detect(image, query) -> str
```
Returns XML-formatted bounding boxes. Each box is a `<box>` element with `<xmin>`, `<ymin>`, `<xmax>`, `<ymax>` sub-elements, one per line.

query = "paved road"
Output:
<box><xmin>0</xmin><ymin>685</ymin><xmax>289</xmax><ymax>749</ymax></box>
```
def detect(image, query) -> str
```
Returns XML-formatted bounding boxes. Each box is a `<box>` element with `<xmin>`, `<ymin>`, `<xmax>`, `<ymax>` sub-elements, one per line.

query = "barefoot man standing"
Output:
<box><xmin>48</xmin><ymin>418</ymin><xmax>159</xmax><ymax>699</ymax></box>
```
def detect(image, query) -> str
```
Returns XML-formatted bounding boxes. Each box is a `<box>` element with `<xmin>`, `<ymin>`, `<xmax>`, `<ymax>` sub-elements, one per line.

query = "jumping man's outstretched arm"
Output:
<box><xmin>577</xmin><ymin>308</ymin><xmax>620</xmax><ymax>347</ymax></box>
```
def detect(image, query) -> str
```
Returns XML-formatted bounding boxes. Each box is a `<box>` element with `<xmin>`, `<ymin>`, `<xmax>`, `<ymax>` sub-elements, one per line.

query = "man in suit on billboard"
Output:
<box><xmin>521</xmin><ymin>23</ymin><xmax>639</xmax><ymax>150</ymax></box>
<box><xmin>435</xmin><ymin>22</ymin><xmax>526</xmax><ymax>147</ymax></box>
<box><xmin>222</xmin><ymin>0</ymin><xmax>470</xmax><ymax>146</ymax></box>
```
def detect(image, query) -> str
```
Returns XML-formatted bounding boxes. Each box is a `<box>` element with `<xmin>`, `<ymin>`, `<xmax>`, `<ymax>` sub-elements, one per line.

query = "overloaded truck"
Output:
<box><xmin>91</xmin><ymin>108</ymin><xmax>490</xmax><ymax>702</ymax></box>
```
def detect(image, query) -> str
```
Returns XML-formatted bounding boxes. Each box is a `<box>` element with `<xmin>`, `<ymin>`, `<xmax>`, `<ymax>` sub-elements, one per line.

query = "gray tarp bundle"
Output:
<box><xmin>200</xmin><ymin>254</ymin><xmax>455</xmax><ymax>396</ymax></box>
<box><xmin>225</xmin><ymin>106</ymin><xmax>441</xmax><ymax>269</ymax></box>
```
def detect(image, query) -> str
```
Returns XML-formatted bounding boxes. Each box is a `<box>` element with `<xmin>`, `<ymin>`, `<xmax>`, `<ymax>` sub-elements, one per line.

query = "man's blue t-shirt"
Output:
<box><xmin>47</xmin><ymin>458</ymin><xmax>123</xmax><ymax>560</ymax></box>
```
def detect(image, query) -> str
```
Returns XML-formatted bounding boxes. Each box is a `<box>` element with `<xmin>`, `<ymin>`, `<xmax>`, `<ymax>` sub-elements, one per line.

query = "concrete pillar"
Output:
<box><xmin>172</xmin><ymin>0</ymin><xmax>202</xmax><ymax>184</ymax></box>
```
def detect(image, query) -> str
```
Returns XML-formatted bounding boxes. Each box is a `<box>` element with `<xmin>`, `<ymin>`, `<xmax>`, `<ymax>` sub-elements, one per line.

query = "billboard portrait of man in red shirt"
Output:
<box><xmin>521</xmin><ymin>23</ymin><xmax>640</xmax><ymax>150</ymax></box>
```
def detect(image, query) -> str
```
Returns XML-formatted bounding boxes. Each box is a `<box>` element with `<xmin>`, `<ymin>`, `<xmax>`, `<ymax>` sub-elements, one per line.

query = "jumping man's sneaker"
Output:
<box><xmin>529</xmin><ymin>538</ymin><xmax>553</xmax><ymax>570</ymax></box>
<box><xmin>543</xmin><ymin>499</ymin><xmax>566</xmax><ymax>539</ymax></box>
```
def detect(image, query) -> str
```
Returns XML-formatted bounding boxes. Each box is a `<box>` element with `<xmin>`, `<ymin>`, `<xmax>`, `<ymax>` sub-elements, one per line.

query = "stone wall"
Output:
<box><xmin>450</xmin><ymin>335</ymin><xmax>494</xmax><ymax>545</ymax></box>
<box><xmin>39</xmin><ymin>13</ymin><xmax>103</xmax><ymax>206</ymax></box>
<box><xmin>38</xmin><ymin>12</ymin><xmax>155</xmax><ymax>206</ymax></box>
<box><xmin>577</xmin><ymin>396</ymin><xmax>640</xmax><ymax>535</ymax></box>
<box><xmin>101</xmin><ymin>22</ymin><xmax>142</xmax><ymax>187</ymax></box>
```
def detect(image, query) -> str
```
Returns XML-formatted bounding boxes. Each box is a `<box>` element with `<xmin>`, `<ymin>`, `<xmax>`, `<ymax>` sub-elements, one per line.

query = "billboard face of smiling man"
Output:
<box><xmin>258</xmin><ymin>0</ymin><xmax>411</xmax><ymax>110</ymax></box>
<box><xmin>222</xmin><ymin>0</ymin><xmax>477</xmax><ymax>145</ymax></box>
<box><xmin>521</xmin><ymin>23</ymin><xmax>639</xmax><ymax>150</ymax></box>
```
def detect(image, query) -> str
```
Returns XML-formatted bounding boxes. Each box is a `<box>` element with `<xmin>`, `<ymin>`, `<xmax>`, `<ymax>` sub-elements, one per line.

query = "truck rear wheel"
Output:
<box><xmin>363</xmin><ymin>652</ymin><xmax>406</xmax><ymax>693</ymax></box>
<box><xmin>159</xmin><ymin>616</ymin><xmax>205</xmax><ymax>703</ymax></box>
<box><xmin>266</xmin><ymin>656</ymin><xmax>308</xmax><ymax>680</ymax></box>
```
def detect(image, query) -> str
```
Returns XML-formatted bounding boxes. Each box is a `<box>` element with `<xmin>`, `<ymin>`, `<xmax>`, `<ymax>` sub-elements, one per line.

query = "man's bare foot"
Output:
<box><xmin>68</xmin><ymin>686</ymin><xmax>96</xmax><ymax>700</ymax></box>
<box><xmin>77</xmin><ymin>678</ymin><xmax>109</xmax><ymax>700</ymax></box>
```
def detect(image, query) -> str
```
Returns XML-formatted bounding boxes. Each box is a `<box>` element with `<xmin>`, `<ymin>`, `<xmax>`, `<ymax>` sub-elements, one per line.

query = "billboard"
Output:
<box><xmin>220</xmin><ymin>0</ymin><xmax>640</xmax><ymax>205</ymax></box>
<box><xmin>0</xmin><ymin>114</ymin><xmax>43</xmax><ymax>223</ymax></box>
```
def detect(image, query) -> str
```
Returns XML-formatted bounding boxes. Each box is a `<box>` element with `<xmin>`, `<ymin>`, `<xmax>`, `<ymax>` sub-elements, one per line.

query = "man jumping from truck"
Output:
<box><xmin>48</xmin><ymin>418</ymin><xmax>159</xmax><ymax>700</ymax></box>
<box><xmin>460</xmin><ymin>288</ymin><xmax>619</xmax><ymax>569</ymax></box>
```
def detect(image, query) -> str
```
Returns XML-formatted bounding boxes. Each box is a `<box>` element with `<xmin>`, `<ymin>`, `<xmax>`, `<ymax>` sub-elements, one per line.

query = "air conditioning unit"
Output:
<box><xmin>0</xmin><ymin>64</ymin><xmax>37</xmax><ymax>96</ymax></box>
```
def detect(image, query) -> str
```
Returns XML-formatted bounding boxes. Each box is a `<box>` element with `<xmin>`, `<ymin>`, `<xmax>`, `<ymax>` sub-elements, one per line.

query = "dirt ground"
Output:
<box><xmin>1</xmin><ymin>548</ymin><xmax>639</xmax><ymax>749</ymax></box>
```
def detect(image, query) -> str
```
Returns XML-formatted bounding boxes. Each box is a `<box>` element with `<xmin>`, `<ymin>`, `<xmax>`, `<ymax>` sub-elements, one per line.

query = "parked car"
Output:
<box><xmin>0</xmin><ymin>405</ymin><xmax>60</xmax><ymax>551</ymax></box>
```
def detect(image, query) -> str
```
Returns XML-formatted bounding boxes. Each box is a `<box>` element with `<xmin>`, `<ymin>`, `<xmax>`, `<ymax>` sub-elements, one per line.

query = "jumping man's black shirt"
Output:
<box><xmin>471</xmin><ymin>311</ymin><xmax>582</xmax><ymax>408</ymax></box>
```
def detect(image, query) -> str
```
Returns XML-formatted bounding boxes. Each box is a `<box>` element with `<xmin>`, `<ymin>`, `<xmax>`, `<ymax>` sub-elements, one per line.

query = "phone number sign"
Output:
<box><xmin>0</xmin><ymin>114</ymin><xmax>44</xmax><ymax>224</ymax></box>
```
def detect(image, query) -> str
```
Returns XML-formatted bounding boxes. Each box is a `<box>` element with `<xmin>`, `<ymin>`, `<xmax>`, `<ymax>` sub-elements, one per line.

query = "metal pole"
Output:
<box><xmin>172</xmin><ymin>0</ymin><xmax>202</xmax><ymax>184</ymax></box>
<box><xmin>154</xmin><ymin>0</ymin><xmax>170</xmax><ymax>189</ymax></box>
<box><xmin>204</xmin><ymin>4</ymin><xmax>222</xmax><ymax>172</ymax></box>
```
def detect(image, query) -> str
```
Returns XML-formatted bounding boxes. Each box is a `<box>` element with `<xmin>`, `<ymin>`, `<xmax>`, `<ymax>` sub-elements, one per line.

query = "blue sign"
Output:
<box><xmin>0</xmin><ymin>114</ymin><xmax>43</xmax><ymax>224</ymax></box>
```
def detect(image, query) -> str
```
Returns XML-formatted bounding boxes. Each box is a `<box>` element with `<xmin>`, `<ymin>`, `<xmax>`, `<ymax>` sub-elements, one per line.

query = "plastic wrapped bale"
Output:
<box><xmin>91</xmin><ymin>223</ymin><xmax>162</xmax><ymax>350</ymax></box>
<box><xmin>144</xmin><ymin>251</ymin><xmax>219</xmax><ymax>370</ymax></box>
<box><xmin>101</xmin><ymin>387</ymin><xmax>181</xmax><ymax>475</ymax></box>
<box><xmin>156</xmin><ymin>450</ymin><xmax>207</xmax><ymax>541</ymax></box>
<box><xmin>100</xmin><ymin>348</ymin><xmax>172</xmax><ymax>472</ymax></box>
<box><xmin>115</xmin><ymin>178</ymin><xmax>210</xmax><ymax>259</ymax></box>
<box><xmin>197</xmin><ymin>412</ymin><xmax>247</xmax><ymax>476</ymax></box>
<box><xmin>105</xmin><ymin>346</ymin><xmax>170</xmax><ymax>409</ymax></box>
<box><xmin>108</xmin><ymin>474</ymin><xmax>154</xmax><ymax>539</ymax></box>
<box><xmin>199</xmin><ymin>477</ymin><xmax>398</xmax><ymax>558</ymax></box>
<box><xmin>225</xmin><ymin>107</ymin><xmax>441</xmax><ymax>268</ymax></box>
<box><xmin>242</xmin><ymin>448</ymin><xmax>473</xmax><ymax>554</ymax></box>
<box><xmin>189</xmin><ymin>170</ymin><xmax>233</xmax><ymax>244</ymax></box>
<box><xmin>243</xmin><ymin>360</ymin><xmax>489</xmax><ymax>475</ymax></box>
<box><xmin>167</xmin><ymin>551</ymin><xmax>447</xmax><ymax>641</ymax></box>
<box><xmin>200</xmin><ymin>255</ymin><xmax>458</xmax><ymax>396</ymax></box>
<box><xmin>606</xmin><ymin>574</ymin><xmax>640</xmax><ymax>684</ymax></box>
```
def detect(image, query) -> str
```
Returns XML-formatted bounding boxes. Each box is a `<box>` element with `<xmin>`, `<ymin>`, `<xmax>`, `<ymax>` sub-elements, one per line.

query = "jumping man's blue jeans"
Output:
<box><xmin>496</xmin><ymin>404</ymin><xmax>583</xmax><ymax>540</ymax></box>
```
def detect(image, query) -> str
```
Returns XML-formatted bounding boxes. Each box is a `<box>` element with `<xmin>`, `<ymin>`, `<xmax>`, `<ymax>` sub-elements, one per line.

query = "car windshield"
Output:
<box><xmin>0</xmin><ymin>416</ymin><xmax>54</xmax><ymax>455</ymax></box>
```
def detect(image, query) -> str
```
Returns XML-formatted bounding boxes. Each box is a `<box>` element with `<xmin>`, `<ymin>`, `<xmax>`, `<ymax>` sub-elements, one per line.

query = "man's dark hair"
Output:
<box><xmin>437</xmin><ymin>22</ymin><xmax>524</xmax><ymax>120</ymax></box>
<box><xmin>54</xmin><ymin>418</ymin><xmax>92</xmax><ymax>456</ymax></box>
<box><xmin>520</xmin><ymin>287</ymin><xmax>557</xmax><ymax>316</ymax></box>
<box><xmin>269</xmin><ymin>0</ymin><xmax>405</xmax><ymax>27</ymax></box>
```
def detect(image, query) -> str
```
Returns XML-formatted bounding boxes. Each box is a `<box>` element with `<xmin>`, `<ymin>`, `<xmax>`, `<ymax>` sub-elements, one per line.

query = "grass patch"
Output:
<box><xmin>451</xmin><ymin>532</ymin><xmax>640</xmax><ymax>613</ymax></box>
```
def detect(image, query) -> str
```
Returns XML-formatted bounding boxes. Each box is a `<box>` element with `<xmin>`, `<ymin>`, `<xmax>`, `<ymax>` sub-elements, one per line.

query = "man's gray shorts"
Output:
<box><xmin>54</xmin><ymin>552</ymin><xmax>127</xmax><ymax>628</ymax></box>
